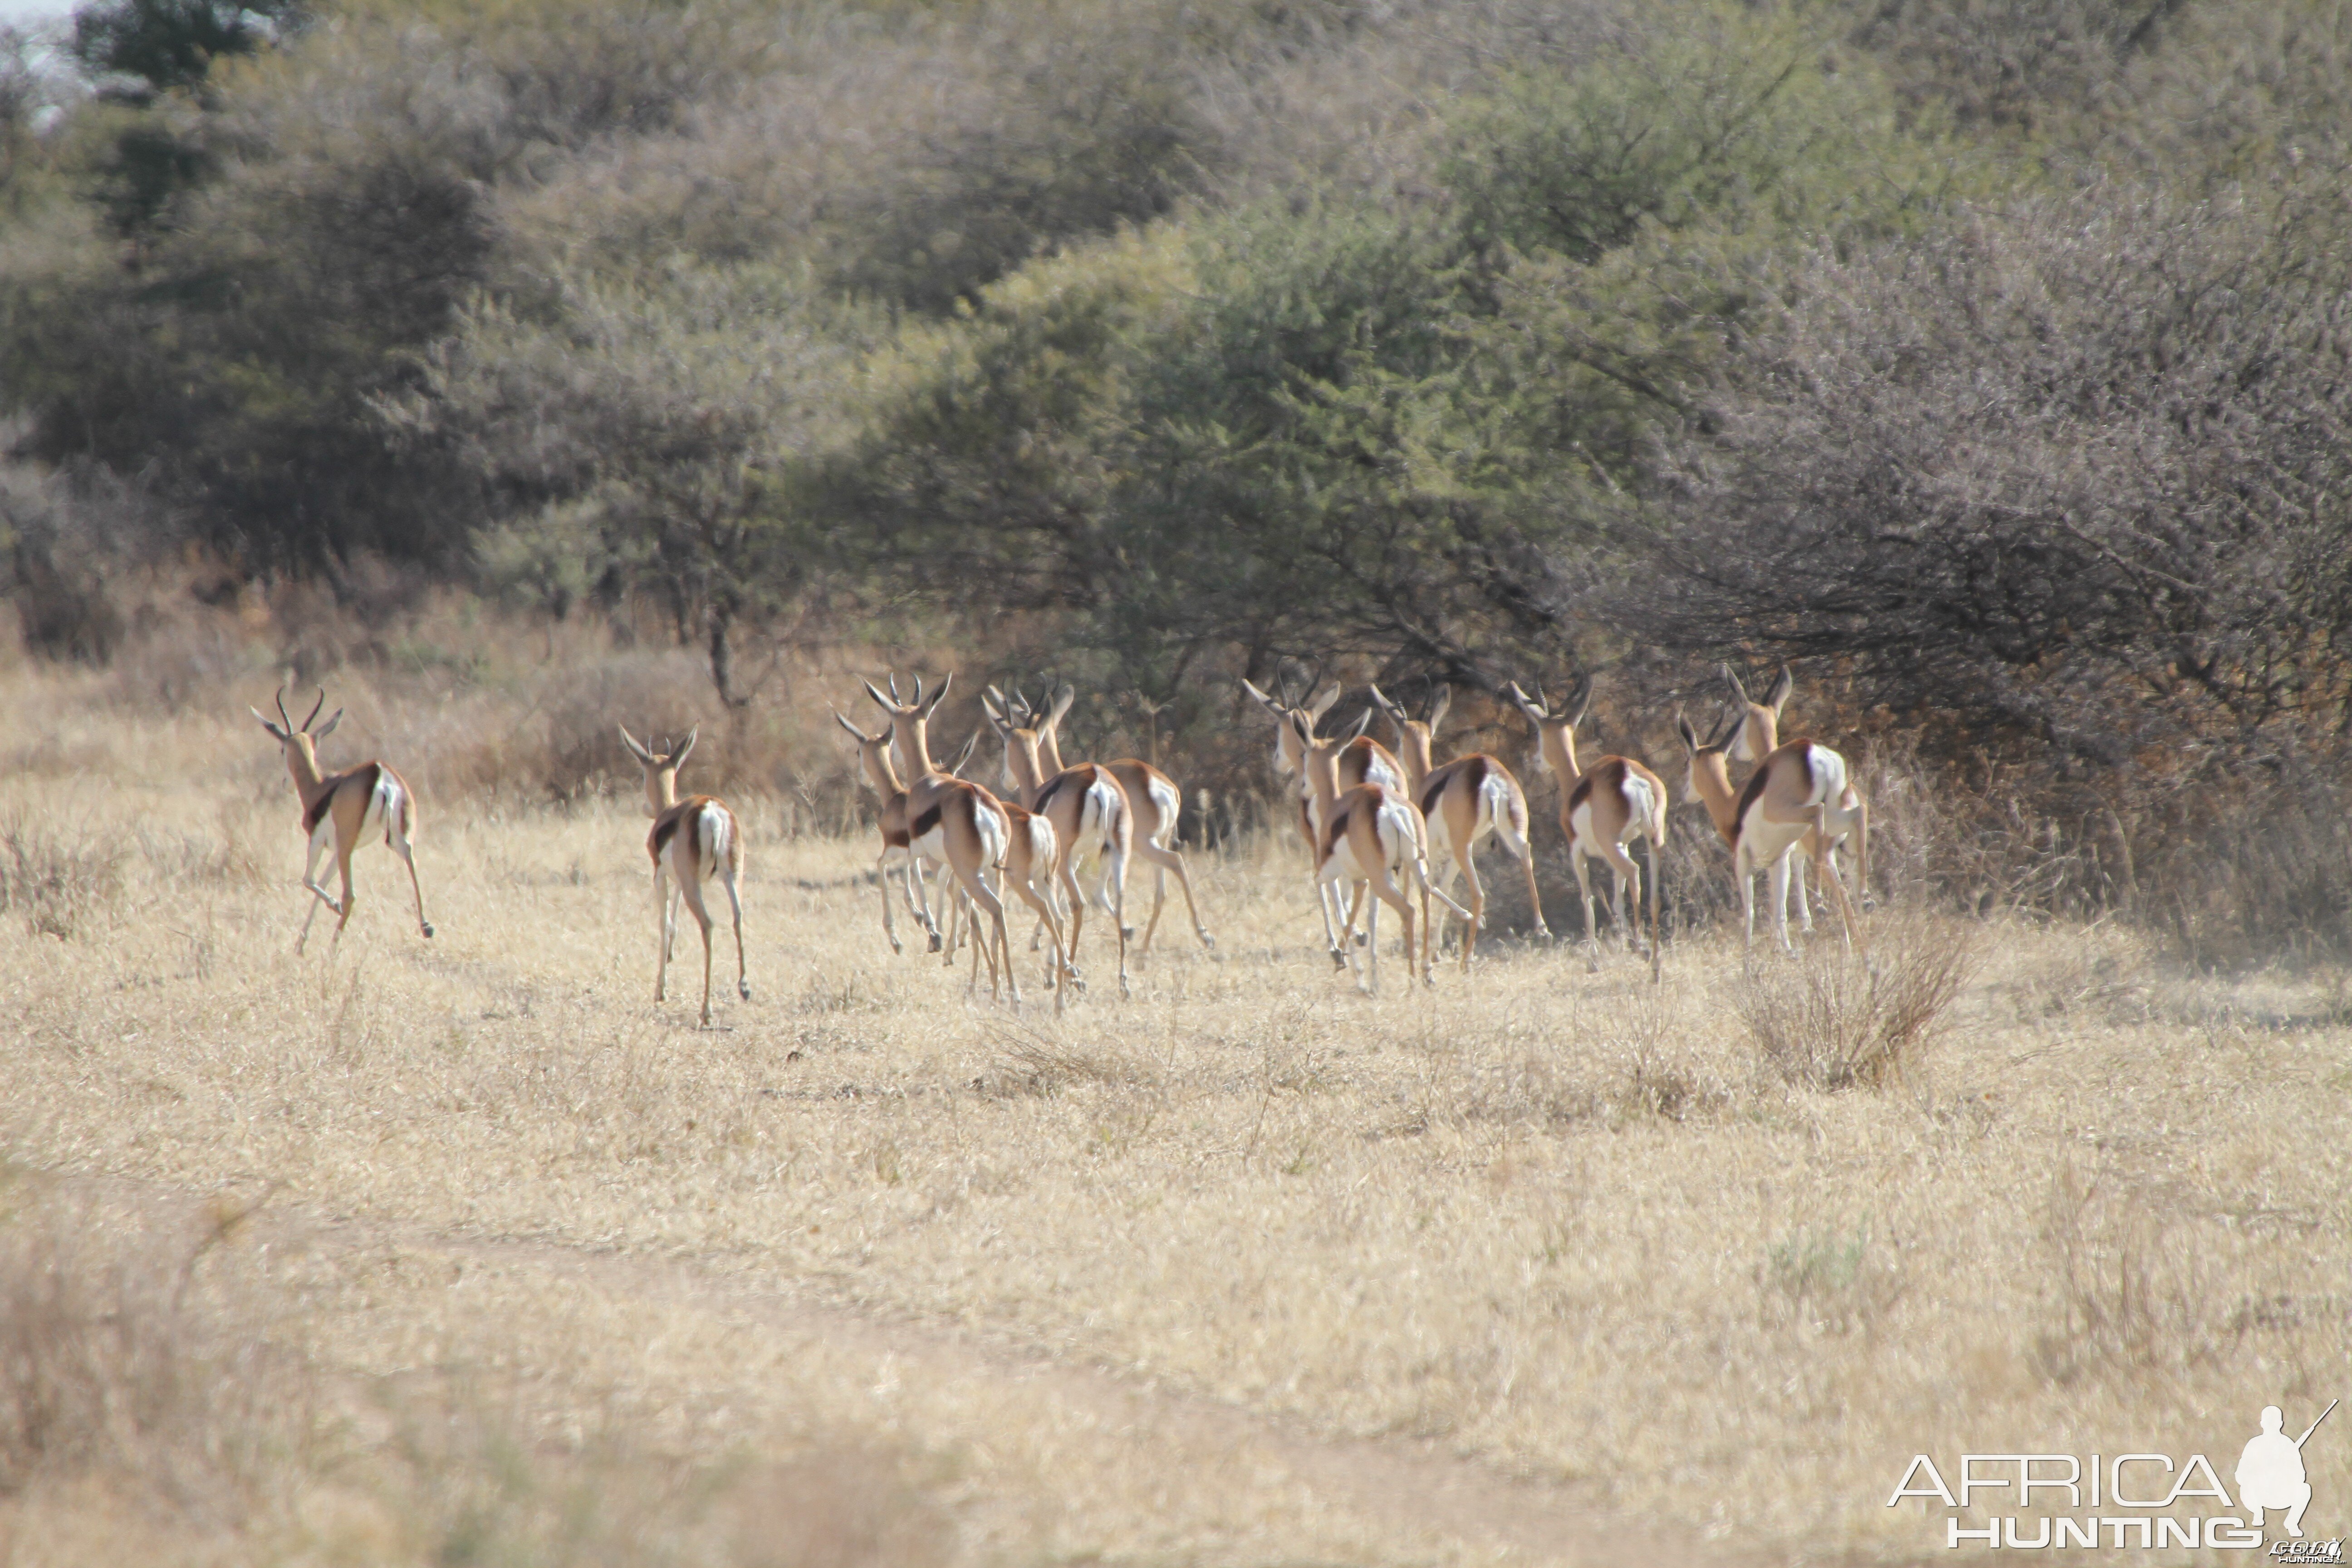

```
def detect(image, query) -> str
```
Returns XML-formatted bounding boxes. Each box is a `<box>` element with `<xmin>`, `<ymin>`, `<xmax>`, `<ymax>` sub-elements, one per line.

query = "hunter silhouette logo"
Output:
<box><xmin>2240</xmin><ymin>1401</ymin><xmax>2334</xmax><ymax>1541</ymax></box>
<box><xmin>1887</xmin><ymin>1398</ymin><xmax>2340</xmax><ymax>1552</ymax></box>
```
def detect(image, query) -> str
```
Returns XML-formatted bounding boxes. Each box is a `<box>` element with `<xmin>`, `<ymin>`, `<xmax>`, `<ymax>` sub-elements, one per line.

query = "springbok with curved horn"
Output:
<box><xmin>1367</xmin><ymin>681</ymin><xmax>1548</xmax><ymax>970</ymax></box>
<box><xmin>1011</xmin><ymin>682</ymin><xmax>1213</xmax><ymax>956</ymax></box>
<box><xmin>250</xmin><ymin>686</ymin><xmax>433</xmax><ymax>954</ymax></box>
<box><xmin>1291</xmin><ymin>708</ymin><xmax>1472</xmax><ymax>994</ymax></box>
<box><xmin>978</xmin><ymin>687</ymin><xmax>1133</xmax><ymax>999</ymax></box>
<box><xmin>1676</xmin><ymin>708</ymin><xmax>1867</xmax><ymax>953</ymax></box>
<box><xmin>861</xmin><ymin>673</ymin><xmax>1021</xmax><ymax>1004</ymax></box>
<box><xmin>1719</xmin><ymin>662</ymin><xmax>1866</xmax><ymax>937</ymax></box>
<box><xmin>836</xmin><ymin>708</ymin><xmax>943</xmax><ymax>956</ymax></box>
<box><xmin>618</xmin><ymin>727</ymin><xmax>749</xmax><ymax>1026</ymax></box>
<box><xmin>1508</xmin><ymin>676</ymin><xmax>1665</xmax><ymax>977</ymax></box>
<box><xmin>1240</xmin><ymin>673</ymin><xmax>1408</xmax><ymax>966</ymax></box>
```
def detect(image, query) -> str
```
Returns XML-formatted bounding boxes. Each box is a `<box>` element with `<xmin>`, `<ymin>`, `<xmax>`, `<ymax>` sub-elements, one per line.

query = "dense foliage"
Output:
<box><xmin>3</xmin><ymin>0</ymin><xmax>2349</xmax><ymax>946</ymax></box>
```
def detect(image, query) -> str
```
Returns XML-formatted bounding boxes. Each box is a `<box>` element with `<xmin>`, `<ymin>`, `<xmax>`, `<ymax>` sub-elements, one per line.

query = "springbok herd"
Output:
<box><xmin>250</xmin><ymin>664</ymin><xmax>1872</xmax><ymax>1025</ymax></box>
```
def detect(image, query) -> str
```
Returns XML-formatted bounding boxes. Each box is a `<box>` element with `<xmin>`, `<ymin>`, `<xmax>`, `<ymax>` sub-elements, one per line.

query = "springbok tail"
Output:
<box><xmin>1146</xmin><ymin>776</ymin><xmax>1181</xmax><ymax>849</ymax></box>
<box><xmin>697</xmin><ymin>804</ymin><xmax>731</xmax><ymax>874</ymax></box>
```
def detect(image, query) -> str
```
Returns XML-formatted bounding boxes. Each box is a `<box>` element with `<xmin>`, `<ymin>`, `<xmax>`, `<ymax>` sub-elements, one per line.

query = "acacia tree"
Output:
<box><xmin>1641</xmin><ymin>189</ymin><xmax>2352</xmax><ymax>765</ymax></box>
<box><xmin>395</xmin><ymin>265</ymin><xmax>874</xmax><ymax>706</ymax></box>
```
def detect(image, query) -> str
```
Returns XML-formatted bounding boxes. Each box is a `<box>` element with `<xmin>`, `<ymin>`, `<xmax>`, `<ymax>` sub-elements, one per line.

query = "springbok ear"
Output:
<box><xmin>1308</xmin><ymin>684</ymin><xmax>1342</xmax><ymax>720</ymax></box>
<box><xmin>1676</xmin><ymin>712</ymin><xmax>1700</xmax><ymax>755</ymax></box>
<box><xmin>1767</xmin><ymin>663</ymin><xmax>1794</xmax><ymax>714</ymax></box>
<box><xmin>1047</xmin><ymin>682</ymin><xmax>1075</xmax><ymax>728</ymax></box>
<box><xmin>1287</xmin><ymin>711</ymin><xmax>1314</xmax><ymax>747</ymax></box>
<box><xmin>1240</xmin><ymin>678</ymin><xmax>1279</xmax><ymax>713</ymax></box>
<box><xmin>619</xmin><ymin>725</ymin><xmax>657</xmax><ymax>764</ymax></box>
<box><xmin>831</xmin><ymin>710</ymin><xmax>869</xmax><ymax>744</ymax></box>
<box><xmin>1506</xmin><ymin>682</ymin><xmax>1545</xmax><ymax>725</ymax></box>
<box><xmin>1347</xmin><ymin>707</ymin><xmax>1373</xmax><ymax>741</ymax></box>
<box><xmin>1720</xmin><ymin>662</ymin><xmax>1750</xmax><ymax>708</ymax></box>
<box><xmin>251</xmin><ymin>707</ymin><xmax>289</xmax><ymax>741</ymax></box>
<box><xmin>1367</xmin><ymin>684</ymin><xmax>1402</xmax><ymax>721</ymax></box>
<box><xmin>674</xmin><ymin>727</ymin><xmax>698</xmax><ymax>768</ymax></box>
<box><xmin>1564</xmin><ymin>675</ymin><xmax>1593</xmax><ymax>729</ymax></box>
<box><xmin>919</xmin><ymin>671</ymin><xmax>953</xmax><ymax>716</ymax></box>
<box><xmin>314</xmin><ymin>709</ymin><xmax>344</xmax><ymax>741</ymax></box>
<box><xmin>1427</xmin><ymin>685</ymin><xmax>1452</xmax><ymax>729</ymax></box>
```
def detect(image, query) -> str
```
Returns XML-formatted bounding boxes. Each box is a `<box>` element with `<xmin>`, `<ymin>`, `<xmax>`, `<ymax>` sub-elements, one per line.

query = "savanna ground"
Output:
<box><xmin>1</xmin><ymin>652</ymin><xmax>2348</xmax><ymax>1567</ymax></box>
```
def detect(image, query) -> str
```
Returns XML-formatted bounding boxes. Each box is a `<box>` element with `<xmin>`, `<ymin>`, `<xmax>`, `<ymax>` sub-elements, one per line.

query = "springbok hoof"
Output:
<box><xmin>927</xmin><ymin>933</ymin><xmax>943</xmax><ymax>953</ymax></box>
<box><xmin>738</xmin><ymin>980</ymin><xmax>752</xmax><ymax>1000</ymax></box>
<box><xmin>1328</xmin><ymin>949</ymin><xmax>1348</xmax><ymax>970</ymax></box>
<box><xmin>420</xmin><ymin>922</ymin><xmax>435</xmax><ymax>938</ymax></box>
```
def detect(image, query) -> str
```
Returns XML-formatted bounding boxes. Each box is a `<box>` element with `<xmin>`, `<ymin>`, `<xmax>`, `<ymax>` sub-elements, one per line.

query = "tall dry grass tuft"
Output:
<box><xmin>0</xmin><ymin>816</ymin><xmax>123</xmax><ymax>939</ymax></box>
<box><xmin>0</xmin><ymin>1187</ymin><xmax>299</xmax><ymax>1510</ymax></box>
<box><xmin>1736</xmin><ymin>911</ymin><xmax>1978</xmax><ymax>1090</ymax></box>
<box><xmin>2033</xmin><ymin>1166</ymin><xmax>2225</xmax><ymax>1384</ymax></box>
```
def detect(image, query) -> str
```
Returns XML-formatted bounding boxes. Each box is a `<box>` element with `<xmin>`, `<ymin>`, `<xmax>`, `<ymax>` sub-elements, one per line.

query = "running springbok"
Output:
<box><xmin>1675</xmin><ymin>708</ymin><xmax>1867</xmax><ymax>953</ymax></box>
<box><xmin>996</xmin><ymin>683</ymin><xmax>1214</xmax><ymax>956</ymax></box>
<box><xmin>1508</xmin><ymin>677</ymin><xmax>1666</xmax><ymax>977</ymax></box>
<box><xmin>1719</xmin><ymin>662</ymin><xmax>1866</xmax><ymax>935</ymax></box>
<box><xmin>978</xmin><ymin>689</ymin><xmax>1133</xmax><ymax>999</ymax></box>
<box><xmin>861</xmin><ymin>673</ymin><xmax>1021</xmax><ymax>1004</ymax></box>
<box><xmin>1367</xmin><ymin>682</ymin><xmax>1548</xmax><ymax>970</ymax></box>
<box><xmin>837</xmin><ymin>710</ymin><xmax>982</xmax><ymax>956</ymax></box>
<box><xmin>251</xmin><ymin>687</ymin><xmax>433</xmax><ymax>954</ymax></box>
<box><xmin>1241</xmin><ymin>674</ymin><xmax>1409</xmax><ymax>966</ymax></box>
<box><xmin>618</xmin><ymin>727</ymin><xmax>749</xmax><ymax>1026</ymax></box>
<box><xmin>1291</xmin><ymin>708</ymin><xmax>1471</xmax><ymax>993</ymax></box>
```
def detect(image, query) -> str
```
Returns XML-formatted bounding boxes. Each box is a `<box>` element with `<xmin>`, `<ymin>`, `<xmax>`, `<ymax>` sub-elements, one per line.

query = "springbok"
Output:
<box><xmin>618</xmin><ymin>727</ymin><xmax>749</xmax><ymax>1026</ymax></box>
<box><xmin>1367</xmin><ymin>682</ymin><xmax>1548</xmax><ymax>970</ymax></box>
<box><xmin>978</xmin><ymin>689</ymin><xmax>1133</xmax><ymax>999</ymax></box>
<box><xmin>835</xmin><ymin>710</ymin><xmax>983</xmax><ymax>956</ymax></box>
<box><xmin>998</xmin><ymin>683</ymin><xmax>1213</xmax><ymax>956</ymax></box>
<box><xmin>1720</xmin><ymin>662</ymin><xmax>1867</xmax><ymax>935</ymax></box>
<box><xmin>1507</xmin><ymin>677</ymin><xmax>1666</xmax><ymax>976</ymax></box>
<box><xmin>1240</xmin><ymin>674</ymin><xmax>1410</xmax><ymax>965</ymax></box>
<box><xmin>1291</xmin><ymin>708</ymin><xmax>1471</xmax><ymax>994</ymax></box>
<box><xmin>1675</xmin><ymin>708</ymin><xmax>1867</xmax><ymax>953</ymax></box>
<box><xmin>861</xmin><ymin>673</ymin><xmax>1021</xmax><ymax>1003</ymax></box>
<box><xmin>251</xmin><ymin>687</ymin><xmax>433</xmax><ymax>954</ymax></box>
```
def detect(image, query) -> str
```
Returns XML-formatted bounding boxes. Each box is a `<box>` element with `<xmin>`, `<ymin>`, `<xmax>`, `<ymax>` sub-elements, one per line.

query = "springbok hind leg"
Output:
<box><xmin>1450</xmin><ymin>844</ymin><xmax>1485</xmax><ymax>974</ymax></box>
<box><xmin>721</xmin><ymin>867</ymin><xmax>748</xmax><ymax>1001</ymax></box>
<box><xmin>390</xmin><ymin>823</ymin><xmax>433</xmax><ymax>938</ymax></box>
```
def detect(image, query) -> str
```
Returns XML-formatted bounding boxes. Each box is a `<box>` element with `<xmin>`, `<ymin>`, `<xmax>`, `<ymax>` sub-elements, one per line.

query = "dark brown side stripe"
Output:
<box><xmin>305</xmin><ymin>762</ymin><xmax>379</xmax><ymax>835</ymax></box>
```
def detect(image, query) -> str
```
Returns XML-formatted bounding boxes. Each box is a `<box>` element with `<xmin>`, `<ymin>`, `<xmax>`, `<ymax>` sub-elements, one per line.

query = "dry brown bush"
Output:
<box><xmin>0</xmin><ymin>816</ymin><xmax>122</xmax><ymax>939</ymax></box>
<box><xmin>0</xmin><ymin>1187</ymin><xmax>297</xmax><ymax>1511</ymax></box>
<box><xmin>2032</xmin><ymin>1166</ymin><xmax>2231</xmax><ymax>1383</ymax></box>
<box><xmin>1736</xmin><ymin>911</ymin><xmax>1977</xmax><ymax>1090</ymax></box>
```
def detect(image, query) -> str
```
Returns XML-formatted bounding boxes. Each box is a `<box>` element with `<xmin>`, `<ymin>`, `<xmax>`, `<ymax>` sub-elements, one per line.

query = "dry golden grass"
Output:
<box><xmin>0</xmin><ymin>661</ymin><xmax>2347</xmax><ymax>1565</ymax></box>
